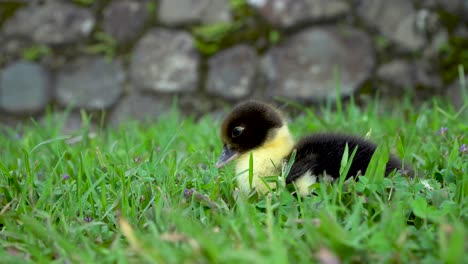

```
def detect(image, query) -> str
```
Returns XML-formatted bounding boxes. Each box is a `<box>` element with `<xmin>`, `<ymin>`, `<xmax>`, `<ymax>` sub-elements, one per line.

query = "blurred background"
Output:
<box><xmin>0</xmin><ymin>0</ymin><xmax>467</xmax><ymax>130</ymax></box>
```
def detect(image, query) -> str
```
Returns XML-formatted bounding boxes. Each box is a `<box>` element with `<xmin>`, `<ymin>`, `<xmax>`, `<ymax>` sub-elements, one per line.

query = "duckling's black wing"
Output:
<box><xmin>285</xmin><ymin>133</ymin><xmax>406</xmax><ymax>184</ymax></box>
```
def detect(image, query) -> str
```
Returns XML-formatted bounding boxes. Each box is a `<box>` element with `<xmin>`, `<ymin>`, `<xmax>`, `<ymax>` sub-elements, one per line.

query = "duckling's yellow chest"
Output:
<box><xmin>234</xmin><ymin>126</ymin><xmax>294</xmax><ymax>194</ymax></box>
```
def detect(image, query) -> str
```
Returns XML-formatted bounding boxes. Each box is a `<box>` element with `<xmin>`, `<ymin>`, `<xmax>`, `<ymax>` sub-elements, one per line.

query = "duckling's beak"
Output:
<box><xmin>216</xmin><ymin>145</ymin><xmax>238</xmax><ymax>168</ymax></box>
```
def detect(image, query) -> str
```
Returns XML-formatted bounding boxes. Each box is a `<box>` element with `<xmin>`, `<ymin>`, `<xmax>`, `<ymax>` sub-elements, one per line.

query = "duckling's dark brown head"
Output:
<box><xmin>216</xmin><ymin>100</ymin><xmax>284</xmax><ymax>168</ymax></box>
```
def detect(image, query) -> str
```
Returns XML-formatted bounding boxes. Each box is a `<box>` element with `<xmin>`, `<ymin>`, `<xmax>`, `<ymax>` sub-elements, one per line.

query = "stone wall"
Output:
<box><xmin>1</xmin><ymin>0</ymin><xmax>467</xmax><ymax>129</ymax></box>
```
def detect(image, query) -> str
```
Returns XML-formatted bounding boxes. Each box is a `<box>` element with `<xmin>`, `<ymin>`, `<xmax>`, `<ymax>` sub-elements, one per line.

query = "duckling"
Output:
<box><xmin>216</xmin><ymin>100</ymin><xmax>412</xmax><ymax>196</ymax></box>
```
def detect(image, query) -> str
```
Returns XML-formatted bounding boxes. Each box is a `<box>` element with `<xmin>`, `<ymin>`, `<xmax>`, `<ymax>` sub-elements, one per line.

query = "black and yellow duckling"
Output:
<box><xmin>216</xmin><ymin>100</ymin><xmax>412</xmax><ymax>196</ymax></box>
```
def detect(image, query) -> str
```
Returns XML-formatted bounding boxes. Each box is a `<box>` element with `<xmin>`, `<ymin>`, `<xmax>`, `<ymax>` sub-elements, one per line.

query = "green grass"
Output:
<box><xmin>1</xmin><ymin>94</ymin><xmax>468</xmax><ymax>263</ymax></box>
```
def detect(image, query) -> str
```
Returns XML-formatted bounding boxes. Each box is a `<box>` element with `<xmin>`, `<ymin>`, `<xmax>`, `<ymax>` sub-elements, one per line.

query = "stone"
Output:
<box><xmin>453</xmin><ymin>26</ymin><xmax>468</xmax><ymax>38</ymax></box>
<box><xmin>178</xmin><ymin>93</ymin><xmax>218</xmax><ymax>117</ymax></box>
<box><xmin>260</xmin><ymin>26</ymin><xmax>375</xmax><ymax>102</ymax></box>
<box><xmin>247</xmin><ymin>0</ymin><xmax>350</xmax><ymax>29</ymax></box>
<box><xmin>0</xmin><ymin>61</ymin><xmax>50</xmax><ymax>114</ymax></box>
<box><xmin>376</xmin><ymin>59</ymin><xmax>442</xmax><ymax>94</ymax></box>
<box><xmin>206</xmin><ymin>45</ymin><xmax>258</xmax><ymax>100</ymax></box>
<box><xmin>424</xmin><ymin>29</ymin><xmax>449</xmax><ymax>59</ymax></box>
<box><xmin>2</xmin><ymin>2</ymin><xmax>95</xmax><ymax>45</ymax></box>
<box><xmin>130</xmin><ymin>28</ymin><xmax>200</xmax><ymax>93</ymax></box>
<box><xmin>357</xmin><ymin>0</ymin><xmax>425</xmax><ymax>51</ymax></box>
<box><xmin>423</xmin><ymin>0</ymin><xmax>463</xmax><ymax>14</ymax></box>
<box><xmin>103</xmin><ymin>0</ymin><xmax>149</xmax><ymax>44</ymax></box>
<box><xmin>377</xmin><ymin>60</ymin><xmax>414</xmax><ymax>89</ymax></box>
<box><xmin>422</xmin><ymin>0</ymin><xmax>468</xmax><ymax>21</ymax></box>
<box><xmin>464</xmin><ymin>0</ymin><xmax>468</xmax><ymax>21</ymax></box>
<box><xmin>0</xmin><ymin>37</ymin><xmax>29</xmax><ymax>66</ymax></box>
<box><xmin>392</xmin><ymin>13</ymin><xmax>426</xmax><ymax>50</ymax></box>
<box><xmin>55</xmin><ymin>57</ymin><xmax>125</xmax><ymax>110</ymax></box>
<box><xmin>109</xmin><ymin>92</ymin><xmax>173</xmax><ymax>126</ymax></box>
<box><xmin>413</xmin><ymin>9</ymin><xmax>440</xmax><ymax>36</ymax></box>
<box><xmin>158</xmin><ymin>0</ymin><xmax>232</xmax><ymax>25</ymax></box>
<box><xmin>413</xmin><ymin>60</ymin><xmax>442</xmax><ymax>90</ymax></box>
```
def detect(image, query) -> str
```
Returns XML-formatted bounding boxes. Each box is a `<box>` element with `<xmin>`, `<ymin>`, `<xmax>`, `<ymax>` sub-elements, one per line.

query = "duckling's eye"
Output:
<box><xmin>232</xmin><ymin>126</ymin><xmax>244</xmax><ymax>138</ymax></box>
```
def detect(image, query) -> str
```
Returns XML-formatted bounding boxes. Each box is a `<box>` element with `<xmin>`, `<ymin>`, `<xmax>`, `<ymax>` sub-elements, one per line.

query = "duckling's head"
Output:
<box><xmin>216</xmin><ymin>100</ymin><xmax>287</xmax><ymax>168</ymax></box>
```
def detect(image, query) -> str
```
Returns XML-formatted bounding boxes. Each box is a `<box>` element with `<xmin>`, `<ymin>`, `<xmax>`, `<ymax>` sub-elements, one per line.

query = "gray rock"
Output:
<box><xmin>377</xmin><ymin>60</ymin><xmax>414</xmax><ymax>89</ymax></box>
<box><xmin>2</xmin><ymin>2</ymin><xmax>95</xmax><ymax>45</ymax></box>
<box><xmin>453</xmin><ymin>26</ymin><xmax>468</xmax><ymax>38</ymax></box>
<box><xmin>109</xmin><ymin>92</ymin><xmax>172</xmax><ymax>126</ymax></box>
<box><xmin>424</xmin><ymin>29</ymin><xmax>449</xmax><ymax>59</ymax></box>
<box><xmin>260</xmin><ymin>26</ymin><xmax>375</xmax><ymax>101</ymax></box>
<box><xmin>377</xmin><ymin>59</ymin><xmax>442</xmax><ymax>93</ymax></box>
<box><xmin>464</xmin><ymin>0</ymin><xmax>468</xmax><ymax>21</ymax></box>
<box><xmin>130</xmin><ymin>28</ymin><xmax>200</xmax><ymax>93</ymax></box>
<box><xmin>206</xmin><ymin>45</ymin><xmax>258</xmax><ymax>100</ymax></box>
<box><xmin>392</xmin><ymin>13</ymin><xmax>426</xmax><ymax>50</ymax></box>
<box><xmin>443</xmin><ymin>1</ymin><xmax>468</xmax><ymax>21</ymax></box>
<box><xmin>357</xmin><ymin>0</ymin><xmax>425</xmax><ymax>51</ymax></box>
<box><xmin>55</xmin><ymin>57</ymin><xmax>125</xmax><ymax>110</ymax></box>
<box><xmin>158</xmin><ymin>0</ymin><xmax>232</xmax><ymax>25</ymax></box>
<box><xmin>179</xmin><ymin>93</ymin><xmax>218</xmax><ymax>117</ymax></box>
<box><xmin>413</xmin><ymin>59</ymin><xmax>442</xmax><ymax>90</ymax></box>
<box><xmin>0</xmin><ymin>37</ymin><xmax>30</xmax><ymax>65</ymax></box>
<box><xmin>414</xmin><ymin>9</ymin><xmax>440</xmax><ymax>36</ymax></box>
<box><xmin>0</xmin><ymin>61</ymin><xmax>50</xmax><ymax>113</ymax></box>
<box><xmin>247</xmin><ymin>0</ymin><xmax>350</xmax><ymax>28</ymax></box>
<box><xmin>423</xmin><ymin>0</ymin><xmax>463</xmax><ymax>14</ymax></box>
<box><xmin>103</xmin><ymin>0</ymin><xmax>149</xmax><ymax>44</ymax></box>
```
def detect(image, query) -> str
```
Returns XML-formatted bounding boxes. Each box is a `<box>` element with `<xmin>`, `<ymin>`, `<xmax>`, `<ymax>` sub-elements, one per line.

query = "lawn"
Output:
<box><xmin>0</xmin><ymin>94</ymin><xmax>467</xmax><ymax>263</ymax></box>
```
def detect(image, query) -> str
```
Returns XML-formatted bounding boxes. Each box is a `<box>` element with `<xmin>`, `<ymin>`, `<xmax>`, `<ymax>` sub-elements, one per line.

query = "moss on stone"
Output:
<box><xmin>0</xmin><ymin>1</ymin><xmax>26</xmax><ymax>27</ymax></box>
<box><xmin>437</xmin><ymin>8</ymin><xmax>461</xmax><ymax>34</ymax></box>
<box><xmin>191</xmin><ymin>0</ymin><xmax>280</xmax><ymax>56</ymax></box>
